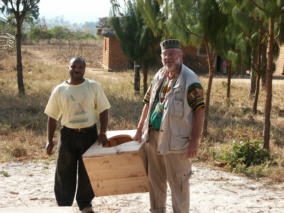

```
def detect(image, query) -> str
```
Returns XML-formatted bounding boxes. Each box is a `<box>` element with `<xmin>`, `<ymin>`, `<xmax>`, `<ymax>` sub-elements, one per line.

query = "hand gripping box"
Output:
<box><xmin>82</xmin><ymin>130</ymin><xmax>149</xmax><ymax>196</ymax></box>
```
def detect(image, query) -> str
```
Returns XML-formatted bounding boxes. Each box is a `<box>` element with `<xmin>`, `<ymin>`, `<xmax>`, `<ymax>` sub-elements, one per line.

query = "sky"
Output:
<box><xmin>39</xmin><ymin>0</ymin><xmax>114</xmax><ymax>24</ymax></box>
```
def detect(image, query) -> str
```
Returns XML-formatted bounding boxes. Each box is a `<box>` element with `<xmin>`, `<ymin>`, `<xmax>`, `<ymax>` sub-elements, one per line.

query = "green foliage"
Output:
<box><xmin>137</xmin><ymin>0</ymin><xmax>166</xmax><ymax>38</ymax></box>
<box><xmin>26</xmin><ymin>24</ymin><xmax>51</xmax><ymax>41</ymax></box>
<box><xmin>25</xmin><ymin>25</ymin><xmax>96</xmax><ymax>41</ymax></box>
<box><xmin>0</xmin><ymin>0</ymin><xmax>40</xmax><ymax>24</ymax></box>
<box><xmin>224</xmin><ymin>141</ymin><xmax>270</xmax><ymax>168</ymax></box>
<box><xmin>166</xmin><ymin>0</ymin><xmax>228</xmax><ymax>51</ymax></box>
<box><xmin>227</xmin><ymin>50</ymin><xmax>239</xmax><ymax>69</ymax></box>
<box><xmin>0</xmin><ymin>17</ymin><xmax>14</xmax><ymax>33</ymax></box>
<box><xmin>110</xmin><ymin>0</ymin><xmax>160</xmax><ymax>67</ymax></box>
<box><xmin>0</xmin><ymin>170</ymin><xmax>10</xmax><ymax>177</ymax></box>
<box><xmin>49</xmin><ymin>26</ymin><xmax>71</xmax><ymax>40</ymax></box>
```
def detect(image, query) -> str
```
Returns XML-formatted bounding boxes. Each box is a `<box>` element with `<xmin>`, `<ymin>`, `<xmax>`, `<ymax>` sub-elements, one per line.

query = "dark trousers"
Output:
<box><xmin>54</xmin><ymin>125</ymin><xmax>97</xmax><ymax>210</ymax></box>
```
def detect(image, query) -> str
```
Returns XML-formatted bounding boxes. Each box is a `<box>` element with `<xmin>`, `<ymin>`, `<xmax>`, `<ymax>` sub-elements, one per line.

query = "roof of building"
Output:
<box><xmin>97</xmin><ymin>27</ymin><xmax>115</xmax><ymax>37</ymax></box>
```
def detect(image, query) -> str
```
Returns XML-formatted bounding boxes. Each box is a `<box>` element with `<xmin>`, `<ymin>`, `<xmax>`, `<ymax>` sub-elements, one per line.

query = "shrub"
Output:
<box><xmin>225</xmin><ymin>141</ymin><xmax>270</xmax><ymax>168</ymax></box>
<box><xmin>4</xmin><ymin>143</ymin><xmax>28</xmax><ymax>158</ymax></box>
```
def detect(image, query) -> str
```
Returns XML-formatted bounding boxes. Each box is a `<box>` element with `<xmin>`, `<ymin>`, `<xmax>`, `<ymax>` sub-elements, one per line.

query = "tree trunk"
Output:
<box><xmin>203</xmin><ymin>40</ymin><xmax>215</xmax><ymax>137</ymax></box>
<box><xmin>260</xmin><ymin>44</ymin><xmax>267</xmax><ymax>88</ymax></box>
<box><xmin>250</xmin><ymin>65</ymin><xmax>256</xmax><ymax>97</ymax></box>
<box><xmin>253</xmin><ymin>73</ymin><xmax>261</xmax><ymax>114</ymax></box>
<box><xmin>263</xmin><ymin>18</ymin><xmax>274</xmax><ymax>151</ymax></box>
<box><xmin>226</xmin><ymin>63</ymin><xmax>232</xmax><ymax>99</ymax></box>
<box><xmin>16</xmin><ymin>22</ymin><xmax>25</xmax><ymax>96</ymax></box>
<box><xmin>134</xmin><ymin>61</ymin><xmax>140</xmax><ymax>94</ymax></box>
<box><xmin>253</xmin><ymin>44</ymin><xmax>261</xmax><ymax>114</ymax></box>
<box><xmin>239</xmin><ymin>53</ymin><xmax>244</xmax><ymax>76</ymax></box>
<box><xmin>142</xmin><ymin>67</ymin><xmax>148</xmax><ymax>94</ymax></box>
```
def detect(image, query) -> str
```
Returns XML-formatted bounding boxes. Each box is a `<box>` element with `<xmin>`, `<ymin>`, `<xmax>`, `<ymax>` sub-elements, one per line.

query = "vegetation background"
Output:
<box><xmin>0</xmin><ymin>0</ymin><xmax>284</xmax><ymax>184</ymax></box>
<box><xmin>0</xmin><ymin>40</ymin><xmax>284</xmax><ymax>182</ymax></box>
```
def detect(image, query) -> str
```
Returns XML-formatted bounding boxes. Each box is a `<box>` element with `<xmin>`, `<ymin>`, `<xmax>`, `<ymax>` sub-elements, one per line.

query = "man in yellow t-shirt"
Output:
<box><xmin>44</xmin><ymin>57</ymin><xmax>111</xmax><ymax>213</ymax></box>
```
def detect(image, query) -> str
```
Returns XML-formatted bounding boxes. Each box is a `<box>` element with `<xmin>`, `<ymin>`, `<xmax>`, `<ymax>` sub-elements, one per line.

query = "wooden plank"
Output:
<box><xmin>91</xmin><ymin>176</ymin><xmax>148</xmax><ymax>196</ymax></box>
<box><xmin>83</xmin><ymin>151</ymin><xmax>149</xmax><ymax>196</ymax></box>
<box><xmin>83</xmin><ymin>152</ymin><xmax>146</xmax><ymax>179</ymax></box>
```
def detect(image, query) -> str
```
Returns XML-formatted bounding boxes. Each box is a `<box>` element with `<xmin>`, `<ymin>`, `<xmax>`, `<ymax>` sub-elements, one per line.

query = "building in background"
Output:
<box><xmin>98</xmin><ymin>28</ymin><xmax>209</xmax><ymax>74</ymax></box>
<box><xmin>98</xmin><ymin>28</ymin><xmax>129</xmax><ymax>71</ymax></box>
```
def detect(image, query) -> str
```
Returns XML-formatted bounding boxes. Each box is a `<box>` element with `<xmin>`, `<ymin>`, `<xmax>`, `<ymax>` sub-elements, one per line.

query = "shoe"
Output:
<box><xmin>81</xmin><ymin>206</ymin><xmax>94</xmax><ymax>213</ymax></box>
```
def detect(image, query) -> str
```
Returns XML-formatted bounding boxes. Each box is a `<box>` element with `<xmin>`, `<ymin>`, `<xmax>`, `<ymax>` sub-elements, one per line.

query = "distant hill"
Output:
<box><xmin>38</xmin><ymin>16</ymin><xmax>99</xmax><ymax>35</ymax></box>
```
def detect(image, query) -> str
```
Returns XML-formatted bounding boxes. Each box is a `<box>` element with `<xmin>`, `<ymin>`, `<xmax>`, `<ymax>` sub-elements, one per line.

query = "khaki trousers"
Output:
<box><xmin>139</xmin><ymin>130</ymin><xmax>192</xmax><ymax>213</ymax></box>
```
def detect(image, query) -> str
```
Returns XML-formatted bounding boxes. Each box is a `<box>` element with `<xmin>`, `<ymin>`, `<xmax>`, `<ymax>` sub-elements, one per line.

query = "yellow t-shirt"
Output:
<box><xmin>44</xmin><ymin>79</ymin><xmax>111</xmax><ymax>129</ymax></box>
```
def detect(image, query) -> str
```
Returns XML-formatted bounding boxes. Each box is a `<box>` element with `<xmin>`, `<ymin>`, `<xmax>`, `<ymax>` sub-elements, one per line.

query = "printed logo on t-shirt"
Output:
<box><xmin>68</xmin><ymin>93</ymin><xmax>89</xmax><ymax>124</ymax></box>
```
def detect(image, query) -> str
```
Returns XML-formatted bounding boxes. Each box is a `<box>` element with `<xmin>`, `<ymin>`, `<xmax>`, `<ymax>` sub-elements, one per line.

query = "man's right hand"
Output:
<box><xmin>45</xmin><ymin>141</ymin><xmax>54</xmax><ymax>155</ymax></box>
<box><xmin>133</xmin><ymin>129</ymin><xmax>142</xmax><ymax>143</ymax></box>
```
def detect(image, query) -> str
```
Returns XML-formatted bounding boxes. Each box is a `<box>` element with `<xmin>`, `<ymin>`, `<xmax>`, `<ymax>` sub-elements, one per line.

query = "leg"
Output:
<box><xmin>76</xmin><ymin>157</ymin><xmax>95</xmax><ymax>210</ymax></box>
<box><xmin>165</xmin><ymin>153</ymin><xmax>191</xmax><ymax>213</ymax></box>
<box><xmin>54</xmin><ymin>129</ymin><xmax>77</xmax><ymax>206</ymax></box>
<box><xmin>145</xmin><ymin>130</ymin><xmax>167</xmax><ymax>213</ymax></box>
<box><xmin>76</xmin><ymin>127</ymin><xmax>97</xmax><ymax>210</ymax></box>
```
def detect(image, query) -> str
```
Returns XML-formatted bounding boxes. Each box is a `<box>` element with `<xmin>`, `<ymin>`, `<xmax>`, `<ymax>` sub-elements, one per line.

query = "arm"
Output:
<box><xmin>187</xmin><ymin>108</ymin><xmax>205</xmax><ymax>158</ymax></box>
<box><xmin>98</xmin><ymin>109</ymin><xmax>109</xmax><ymax>145</ymax></box>
<box><xmin>133</xmin><ymin>104</ymin><xmax>149</xmax><ymax>142</ymax></box>
<box><xmin>46</xmin><ymin>117</ymin><xmax>57</xmax><ymax>155</ymax></box>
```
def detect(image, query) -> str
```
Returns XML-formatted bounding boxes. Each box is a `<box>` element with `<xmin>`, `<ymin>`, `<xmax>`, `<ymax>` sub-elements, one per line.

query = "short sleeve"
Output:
<box><xmin>95</xmin><ymin>84</ymin><xmax>111</xmax><ymax>114</ymax></box>
<box><xmin>187</xmin><ymin>83</ymin><xmax>205</xmax><ymax>111</ymax></box>
<box><xmin>44</xmin><ymin>88</ymin><xmax>62</xmax><ymax>120</ymax></box>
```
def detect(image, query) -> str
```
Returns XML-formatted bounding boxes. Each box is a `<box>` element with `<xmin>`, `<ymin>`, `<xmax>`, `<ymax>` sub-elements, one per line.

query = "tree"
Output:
<box><xmin>26</xmin><ymin>24</ymin><xmax>51</xmax><ymax>41</ymax></box>
<box><xmin>244</xmin><ymin>0</ymin><xmax>283</xmax><ymax>151</ymax></box>
<box><xmin>218</xmin><ymin>1</ymin><xmax>266</xmax><ymax>112</ymax></box>
<box><xmin>0</xmin><ymin>0</ymin><xmax>40</xmax><ymax>96</ymax></box>
<box><xmin>165</xmin><ymin>0</ymin><xmax>228</xmax><ymax>136</ymax></box>
<box><xmin>230</xmin><ymin>0</ymin><xmax>283</xmax><ymax>151</ymax></box>
<box><xmin>110</xmin><ymin>0</ymin><xmax>160</xmax><ymax>94</ymax></box>
<box><xmin>217</xmin><ymin>0</ymin><xmax>284</xmax><ymax>151</ymax></box>
<box><xmin>48</xmin><ymin>26</ymin><xmax>71</xmax><ymax>40</ymax></box>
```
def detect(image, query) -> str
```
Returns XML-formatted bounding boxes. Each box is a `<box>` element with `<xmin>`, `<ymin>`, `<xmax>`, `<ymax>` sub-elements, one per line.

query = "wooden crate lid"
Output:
<box><xmin>106</xmin><ymin>129</ymin><xmax>136</xmax><ymax>138</ymax></box>
<box><xmin>83</xmin><ymin>129</ymin><xmax>140</xmax><ymax>157</ymax></box>
<box><xmin>83</xmin><ymin>141</ymin><xmax>141</xmax><ymax>157</ymax></box>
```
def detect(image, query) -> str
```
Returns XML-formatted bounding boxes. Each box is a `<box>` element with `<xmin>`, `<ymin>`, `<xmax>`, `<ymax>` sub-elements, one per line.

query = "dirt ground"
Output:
<box><xmin>0</xmin><ymin>161</ymin><xmax>284</xmax><ymax>213</ymax></box>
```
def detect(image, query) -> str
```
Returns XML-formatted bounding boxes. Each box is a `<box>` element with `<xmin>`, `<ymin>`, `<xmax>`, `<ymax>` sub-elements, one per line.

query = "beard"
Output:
<box><xmin>164</xmin><ymin>59</ymin><xmax>182</xmax><ymax>73</ymax></box>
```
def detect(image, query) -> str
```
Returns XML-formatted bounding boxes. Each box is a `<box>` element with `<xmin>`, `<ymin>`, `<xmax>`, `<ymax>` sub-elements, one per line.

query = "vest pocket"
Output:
<box><xmin>170</xmin><ymin>135</ymin><xmax>189</xmax><ymax>151</ymax></box>
<box><xmin>173</xmin><ymin>100</ymin><xmax>184</xmax><ymax>117</ymax></box>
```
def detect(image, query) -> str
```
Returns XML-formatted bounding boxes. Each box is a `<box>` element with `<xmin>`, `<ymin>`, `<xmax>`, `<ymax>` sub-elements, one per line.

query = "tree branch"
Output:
<box><xmin>251</xmin><ymin>0</ymin><xmax>266</xmax><ymax>12</ymax></box>
<box><xmin>174</xmin><ymin>1</ymin><xmax>202</xmax><ymax>40</ymax></box>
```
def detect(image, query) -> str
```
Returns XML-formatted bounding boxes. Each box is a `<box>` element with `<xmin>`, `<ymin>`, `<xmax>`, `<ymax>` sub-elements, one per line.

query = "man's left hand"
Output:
<box><xmin>187</xmin><ymin>142</ymin><xmax>198</xmax><ymax>158</ymax></box>
<box><xmin>98</xmin><ymin>133</ymin><xmax>109</xmax><ymax>146</ymax></box>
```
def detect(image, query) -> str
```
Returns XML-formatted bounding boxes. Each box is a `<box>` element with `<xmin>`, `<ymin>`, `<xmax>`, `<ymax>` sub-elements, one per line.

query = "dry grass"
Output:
<box><xmin>0</xmin><ymin>42</ymin><xmax>283</xmax><ymax>182</ymax></box>
<box><xmin>0</xmin><ymin>43</ymin><xmax>144</xmax><ymax>163</ymax></box>
<box><xmin>197</xmin><ymin>77</ymin><xmax>284</xmax><ymax>181</ymax></box>
<box><xmin>25</xmin><ymin>39</ymin><xmax>103</xmax><ymax>68</ymax></box>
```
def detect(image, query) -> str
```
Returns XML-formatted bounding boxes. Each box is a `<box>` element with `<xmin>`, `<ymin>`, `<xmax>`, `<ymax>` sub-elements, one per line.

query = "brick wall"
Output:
<box><xmin>182</xmin><ymin>45</ymin><xmax>208</xmax><ymax>74</ymax></box>
<box><xmin>102</xmin><ymin>37</ymin><xmax>129</xmax><ymax>71</ymax></box>
<box><xmin>102</xmin><ymin>37</ymin><xmax>208</xmax><ymax>73</ymax></box>
<box><xmin>275</xmin><ymin>44</ymin><xmax>284</xmax><ymax>75</ymax></box>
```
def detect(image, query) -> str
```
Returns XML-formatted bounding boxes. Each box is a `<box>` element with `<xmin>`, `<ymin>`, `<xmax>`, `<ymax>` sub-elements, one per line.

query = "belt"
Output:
<box><xmin>149</xmin><ymin>126</ymin><xmax>160</xmax><ymax>131</ymax></box>
<box><xmin>63</xmin><ymin>125</ymin><xmax>96</xmax><ymax>132</ymax></box>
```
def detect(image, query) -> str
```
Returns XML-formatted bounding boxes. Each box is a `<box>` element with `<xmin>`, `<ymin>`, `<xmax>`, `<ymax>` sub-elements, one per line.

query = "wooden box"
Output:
<box><xmin>83</xmin><ymin>130</ymin><xmax>149</xmax><ymax>196</ymax></box>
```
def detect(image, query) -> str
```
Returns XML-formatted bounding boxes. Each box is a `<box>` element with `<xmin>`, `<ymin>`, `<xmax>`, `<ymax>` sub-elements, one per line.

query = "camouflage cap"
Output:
<box><xmin>160</xmin><ymin>39</ymin><xmax>181</xmax><ymax>50</ymax></box>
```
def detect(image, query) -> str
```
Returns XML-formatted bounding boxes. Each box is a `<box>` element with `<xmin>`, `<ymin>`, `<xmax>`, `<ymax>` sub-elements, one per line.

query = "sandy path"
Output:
<box><xmin>0</xmin><ymin>161</ymin><xmax>283</xmax><ymax>213</ymax></box>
